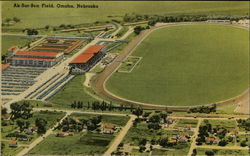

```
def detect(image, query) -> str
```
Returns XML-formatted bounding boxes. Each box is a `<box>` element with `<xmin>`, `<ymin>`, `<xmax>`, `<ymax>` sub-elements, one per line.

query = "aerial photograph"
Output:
<box><xmin>0</xmin><ymin>1</ymin><xmax>249</xmax><ymax>156</ymax></box>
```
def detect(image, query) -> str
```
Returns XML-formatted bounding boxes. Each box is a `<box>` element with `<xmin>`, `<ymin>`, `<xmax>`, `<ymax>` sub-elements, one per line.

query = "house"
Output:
<box><xmin>29</xmin><ymin>126</ymin><xmax>38</xmax><ymax>132</ymax></box>
<box><xmin>179</xmin><ymin>136</ymin><xmax>188</xmax><ymax>143</ymax></box>
<box><xmin>17</xmin><ymin>137</ymin><xmax>29</xmax><ymax>141</ymax></box>
<box><xmin>101</xmin><ymin>123</ymin><xmax>116</xmax><ymax>134</ymax></box>
<box><xmin>57</xmin><ymin>131</ymin><xmax>68</xmax><ymax>137</ymax></box>
<box><xmin>205</xmin><ymin>137</ymin><xmax>218</xmax><ymax>144</ymax></box>
<box><xmin>24</xmin><ymin>129</ymin><xmax>33</xmax><ymax>135</ymax></box>
<box><xmin>68</xmin><ymin>132</ymin><xmax>74</xmax><ymax>136</ymax></box>
<box><xmin>9</xmin><ymin>141</ymin><xmax>18</xmax><ymax>148</ymax></box>
<box><xmin>230</xmin><ymin>130</ymin><xmax>238</xmax><ymax>137</ymax></box>
<box><xmin>184</xmin><ymin>125</ymin><xmax>192</xmax><ymax>131</ymax></box>
<box><xmin>166</xmin><ymin>118</ymin><xmax>174</xmax><ymax>124</ymax></box>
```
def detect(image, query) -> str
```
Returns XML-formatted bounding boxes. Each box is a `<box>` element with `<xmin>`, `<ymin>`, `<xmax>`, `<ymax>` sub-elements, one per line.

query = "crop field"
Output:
<box><xmin>106</xmin><ymin>25</ymin><xmax>249</xmax><ymax>106</ymax></box>
<box><xmin>2</xmin><ymin>1</ymin><xmax>249</xmax><ymax>29</ymax></box>
<box><xmin>28</xmin><ymin>132</ymin><xmax>114</xmax><ymax>155</ymax></box>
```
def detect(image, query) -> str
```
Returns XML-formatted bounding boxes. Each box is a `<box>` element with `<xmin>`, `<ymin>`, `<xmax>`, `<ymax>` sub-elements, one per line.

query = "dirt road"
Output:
<box><xmin>104</xmin><ymin>115</ymin><xmax>136</xmax><ymax>155</ymax></box>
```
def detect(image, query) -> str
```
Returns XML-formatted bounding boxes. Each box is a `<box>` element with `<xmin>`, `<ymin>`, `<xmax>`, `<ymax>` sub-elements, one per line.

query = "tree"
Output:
<box><xmin>218</xmin><ymin>140</ymin><xmax>227</xmax><ymax>146</ymax></box>
<box><xmin>132</xmin><ymin>107</ymin><xmax>143</xmax><ymax>118</ymax></box>
<box><xmin>35</xmin><ymin>118</ymin><xmax>47</xmax><ymax>134</ymax></box>
<box><xmin>10</xmin><ymin>102</ymin><xmax>33</xmax><ymax>120</ymax></box>
<box><xmin>45</xmin><ymin>25</ymin><xmax>50</xmax><ymax>30</ymax></box>
<box><xmin>192</xmin><ymin>149</ymin><xmax>197</xmax><ymax>156</ymax></box>
<box><xmin>1</xmin><ymin>107</ymin><xmax>8</xmax><ymax>115</ymax></box>
<box><xmin>13</xmin><ymin>17</ymin><xmax>21</xmax><ymax>23</ymax></box>
<box><xmin>205</xmin><ymin>151</ymin><xmax>214</xmax><ymax>156</ymax></box>
<box><xmin>159</xmin><ymin>137</ymin><xmax>168</xmax><ymax>147</ymax></box>
<box><xmin>16</xmin><ymin>120</ymin><xmax>25</xmax><ymax>132</ymax></box>
<box><xmin>134</xmin><ymin>26</ymin><xmax>144</xmax><ymax>35</ymax></box>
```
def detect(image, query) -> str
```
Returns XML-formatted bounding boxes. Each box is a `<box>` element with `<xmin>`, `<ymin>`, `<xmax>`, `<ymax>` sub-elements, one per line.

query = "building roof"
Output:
<box><xmin>2</xmin><ymin>63</ymin><xmax>10</xmax><ymax>70</ymax></box>
<box><xmin>70</xmin><ymin>53</ymin><xmax>94</xmax><ymax>64</ymax></box>
<box><xmin>9</xmin><ymin>141</ymin><xmax>17</xmax><ymax>145</ymax></box>
<box><xmin>12</xmin><ymin>57</ymin><xmax>55</xmax><ymax>61</ymax></box>
<box><xmin>84</xmin><ymin>45</ymin><xmax>104</xmax><ymax>54</ymax></box>
<box><xmin>15</xmin><ymin>51</ymin><xmax>60</xmax><ymax>57</ymax></box>
<box><xmin>8</xmin><ymin>46</ymin><xmax>19</xmax><ymax>52</ymax></box>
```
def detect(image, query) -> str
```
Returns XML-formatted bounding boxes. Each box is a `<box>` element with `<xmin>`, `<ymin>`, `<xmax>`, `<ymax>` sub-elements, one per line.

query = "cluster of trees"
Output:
<box><xmin>133</xmin><ymin>25</ymin><xmax>150</xmax><ymax>35</ymax></box>
<box><xmin>237</xmin><ymin>118</ymin><xmax>250</xmax><ymax>131</ymax></box>
<box><xmin>56</xmin><ymin>116</ymin><xmax>102</xmax><ymax>132</ymax></box>
<box><xmin>189</xmin><ymin>104</ymin><xmax>216</xmax><ymax>114</ymax></box>
<box><xmin>10</xmin><ymin>102</ymin><xmax>33</xmax><ymax>120</ymax></box>
<box><xmin>196</xmin><ymin>120</ymin><xmax>230</xmax><ymax>146</ymax></box>
<box><xmin>59</xmin><ymin>24</ymin><xmax>75</xmax><ymax>29</ymax></box>
<box><xmin>2</xmin><ymin>17</ymin><xmax>21</xmax><ymax>26</ymax></box>
<box><xmin>22</xmin><ymin>28</ymin><xmax>39</xmax><ymax>35</ymax></box>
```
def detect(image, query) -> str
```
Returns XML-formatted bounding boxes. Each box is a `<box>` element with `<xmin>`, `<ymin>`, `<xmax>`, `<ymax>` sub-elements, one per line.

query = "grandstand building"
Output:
<box><xmin>69</xmin><ymin>45</ymin><xmax>105</xmax><ymax>73</ymax></box>
<box><xmin>9</xmin><ymin>51</ymin><xmax>63</xmax><ymax>67</ymax></box>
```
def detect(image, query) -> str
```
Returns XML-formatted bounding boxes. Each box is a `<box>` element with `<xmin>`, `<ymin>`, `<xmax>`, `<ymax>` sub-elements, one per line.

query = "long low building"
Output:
<box><xmin>9</xmin><ymin>51</ymin><xmax>63</xmax><ymax>67</ymax></box>
<box><xmin>69</xmin><ymin>45</ymin><xmax>105</xmax><ymax>73</ymax></box>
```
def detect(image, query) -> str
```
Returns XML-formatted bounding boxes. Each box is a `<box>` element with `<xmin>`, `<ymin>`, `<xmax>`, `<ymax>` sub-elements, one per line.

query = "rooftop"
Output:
<box><xmin>12</xmin><ymin>57</ymin><xmax>55</xmax><ymax>61</ymax></box>
<box><xmin>84</xmin><ymin>45</ymin><xmax>104</xmax><ymax>54</ymax></box>
<box><xmin>15</xmin><ymin>51</ymin><xmax>60</xmax><ymax>57</ymax></box>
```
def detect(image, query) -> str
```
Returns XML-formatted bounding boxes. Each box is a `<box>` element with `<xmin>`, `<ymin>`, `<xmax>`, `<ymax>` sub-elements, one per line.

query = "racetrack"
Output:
<box><xmin>92</xmin><ymin>22</ymin><xmax>249</xmax><ymax>110</ymax></box>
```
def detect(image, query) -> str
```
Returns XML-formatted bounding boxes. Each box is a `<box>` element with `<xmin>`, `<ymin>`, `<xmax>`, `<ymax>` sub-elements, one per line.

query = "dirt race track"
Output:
<box><xmin>92</xmin><ymin>22</ymin><xmax>249</xmax><ymax>111</ymax></box>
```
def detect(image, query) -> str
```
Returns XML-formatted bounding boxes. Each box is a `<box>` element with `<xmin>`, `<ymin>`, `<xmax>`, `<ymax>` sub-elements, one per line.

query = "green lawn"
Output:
<box><xmin>49</xmin><ymin>75</ymin><xmax>97</xmax><ymax>108</ymax></box>
<box><xmin>118</xmin><ymin>56</ymin><xmax>141</xmax><ymax>72</ymax></box>
<box><xmin>28</xmin><ymin>132</ymin><xmax>114</xmax><ymax>155</ymax></box>
<box><xmin>2</xmin><ymin>1</ymin><xmax>248</xmax><ymax>29</ymax></box>
<box><xmin>196</xmin><ymin>148</ymin><xmax>249</xmax><ymax>156</ymax></box>
<box><xmin>106</xmin><ymin>25</ymin><xmax>249</xmax><ymax>106</ymax></box>
<box><xmin>202</xmin><ymin>119</ymin><xmax>237</xmax><ymax>131</ymax></box>
<box><xmin>175</xmin><ymin>119</ymin><xmax>198</xmax><ymax>128</ymax></box>
<box><xmin>1</xmin><ymin>35</ymin><xmax>37</xmax><ymax>56</ymax></box>
<box><xmin>1</xmin><ymin>142</ymin><xmax>25</xmax><ymax>156</ymax></box>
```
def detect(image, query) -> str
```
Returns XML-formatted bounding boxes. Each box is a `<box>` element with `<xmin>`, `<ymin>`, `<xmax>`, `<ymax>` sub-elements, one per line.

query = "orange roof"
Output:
<box><xmin>12</xmin><ymin>57</ymin><xmax>55</xmax><ymax>61</ymax></box>
<box><xmin>8</xmin><ymin>46</ymin><xmax>18</xmax><ymax>51</ymax></box>
<box><xmin>9</xmin><ymin>141</ymin><xmax>17</xmax><ymax>144</ymax></box>
<box><xmin>70</xmin><ymin>53</ymin><xmax>94</xmax><ymax>64</ymax></box>
<box><xmin>2</xmin><ymin>63</ymin><xmax>10</xmax><ymax>70</ymax></box>
<box><xmin>84</xmin><ymin>45</ymin><xmax>104</xmax><ymax>54</ymax></box>
<box><xmin>15</xmin><ymin>51</ymin><xmax>59</xmax><ymax>57</ymax></box>
<box><xmin>58</xmin><ymin>132</ymin><xmax>67</xmax><ymax>135</ymax></box>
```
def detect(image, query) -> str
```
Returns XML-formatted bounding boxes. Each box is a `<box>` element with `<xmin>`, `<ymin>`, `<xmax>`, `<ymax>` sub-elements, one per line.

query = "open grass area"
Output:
<box><xmin>49</xmin><ymin>75</ymin><xmax>96</xmax><ymax>108</ymax></box>
<box><xmin>175</xmin><ymin>119</ymin><xmax>198</xmax><ymax>128</ymax></box>
<box><xmin>1</xmin><ymin>35</ymin><xmax>38</xmax><ymax>56</ymax></box>
<box><xmin>203</xmin><ymin>119</ymin><xmax>237</xmax><ymax>131</ymax></box>
<box><xmin>2</xmin><ymin>1</ymin><xmax>248</xmax><ymax>29</ymax></box>
<box><xmin>28</xmin><ymin>131</ymin><xmax>114</xmax><ymax>155</ymax></box>
<box><xmin>196</xmin><ymin>148</ymin><xmax>249</xmax><ymax>156</ymax></box>
<box><xmin>151</xmin><ymin>147</ymin><xmax>190</xmax><ymax>156</ymax></box>
<box><xmin>70</xmin><ymin>113</ymin><xmax>130</xmax><ymax>127</ymax></box>
<box><xmin>107</xmin><ymin>25</ymin><xmax>249</xmax><ymax>106</ymax></box>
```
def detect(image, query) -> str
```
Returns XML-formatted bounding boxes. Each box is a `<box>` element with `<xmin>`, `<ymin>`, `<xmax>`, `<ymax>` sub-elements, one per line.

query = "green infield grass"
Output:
<box><xmin>106</xmin><ymin>25</ymin><xmax>249</xmax><ymax>106</ymax></box>
<box><xmin>2</xmin><ymin>1</ymin><xmax>248</xmax><ymax>29</ymax></box>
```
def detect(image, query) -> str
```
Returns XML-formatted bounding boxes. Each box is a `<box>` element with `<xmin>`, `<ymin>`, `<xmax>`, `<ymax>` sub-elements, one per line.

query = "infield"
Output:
<box><xmin>106</xmin><ymin>24</ymin><xmax>249</xmax><ymax>107</ymax></box>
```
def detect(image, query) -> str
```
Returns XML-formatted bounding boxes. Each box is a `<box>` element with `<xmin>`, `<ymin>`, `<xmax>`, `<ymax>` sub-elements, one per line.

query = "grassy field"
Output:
<box><xmin>28</xmin><ymin>131</ymin><xmax>114</xmax><ymax>155</ymax></box>
<box><xmin>196</xmin><ymin>148</ymin><xmax>249</xmax><ymax>156</ymax></box>
<box><xmin>175</xmin><ymin>119</ymin><xmax>198</xmax><ymax>128</ymax></box>
<box><xmin>106</xmin><ymin>25</ymin><xmax>249</xmax><ymax>106</ymax></box>
<box><xmin>118</xmin><ymin>56</ymin><xmax>141</xmax><ymax>72</ymax></box>
<box><xmin>2</xmin><ymin>1</ymin><xmax>248</xmax><ymax>29</ymax></box>
<box><xmin>202</xmin><ymin>119</ymin><xmax>237</xmax><ymax>131</ymax></box>
<box><xmin>1</xmin><ymin>35</ymin><xmax>38</xmax><ymax>56</ymax></box>
<box><xmin>49</xmin><ymin>75</ymin><xmax>97</xmax><ymax>108</ymax></box>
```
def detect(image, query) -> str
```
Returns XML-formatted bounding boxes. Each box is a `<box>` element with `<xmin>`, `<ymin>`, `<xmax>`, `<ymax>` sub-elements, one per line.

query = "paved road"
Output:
<box><xmin>104</xmin><ymin>115</ymin><xmax>136</xmax><ymax>155</ymax></box>
<box><xmin>16</xmin><ymin>112</ymin><xmax>71</xmax><ymax>156</ymax></box>
<box><xmin>92</xmin><ymin>22</ymin><xmax>250</xmax><ymax>111</ymax></box>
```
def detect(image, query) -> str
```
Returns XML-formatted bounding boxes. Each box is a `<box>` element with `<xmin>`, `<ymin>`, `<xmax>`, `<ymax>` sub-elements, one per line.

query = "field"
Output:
<box><xmin>202</xmin><ymin>119</ymin><xmax>237</xmax><ymax>131</ymax></box>
<box><xmin>106</xmin><ymin>25</ymin><xmax>249</xmax><ymax>106</ymax></box>
<box><xmin>175</xmin><ymin>119</ymin><xmax>198</xmax><ymax>128</ymax></box>
<box><xmin>2</xmin><ymin>1</ymin><xmax>249</xmax><ymax>29</ymax></box>
<box><xmin>28</xmin><ymin>132</ymin><xmax>114</xmax><ymax>155</ymax></box>
<box><xmin>118</xmin><ymin>56</ymin><xmax>141</xmax><ymax>72</ymax></box>
<box><xmin>1</xmin><ymin>35</ymin><xmax>37</xmax><ymax>56</ymax></box>
<box><xmin>195</xmin><ymin>148</ymin><xmax>249</xmax><ymax>156</ymax></box>
<box><xmin>49</xmin><ymin>75</ymin><xmax>96</xmax><ymax>108</ymax></box>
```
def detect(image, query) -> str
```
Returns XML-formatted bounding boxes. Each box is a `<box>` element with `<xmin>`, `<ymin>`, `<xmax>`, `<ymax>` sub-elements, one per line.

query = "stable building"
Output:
<box><xmin>9</xmin><ymin>51</ymin><xmax>63</xmax><ymax>67</ymax></box>
<box><xmin>69</xmin><ymin>45</ymin><xmax>105</xmax><ymax>73</ymax></box>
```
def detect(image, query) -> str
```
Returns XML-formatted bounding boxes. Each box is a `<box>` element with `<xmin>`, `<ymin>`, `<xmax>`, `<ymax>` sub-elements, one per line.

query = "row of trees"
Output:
<box><xmin>133</xmin><ymin>25</ymin><xmax>150</xmax><ymax>35</ymax></box>
<box><xmin>189</xmin><ymin>104</ymin><xmax>216</xmax><ymax>114</ymax></box>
